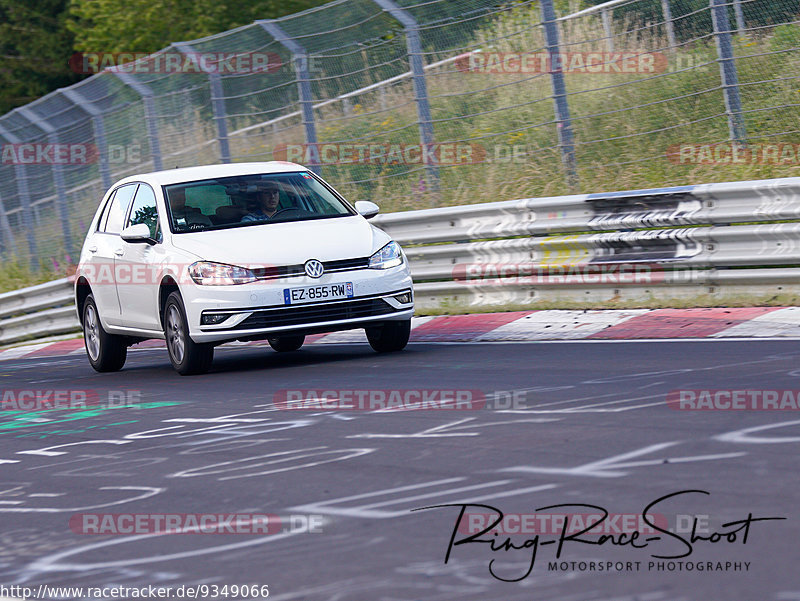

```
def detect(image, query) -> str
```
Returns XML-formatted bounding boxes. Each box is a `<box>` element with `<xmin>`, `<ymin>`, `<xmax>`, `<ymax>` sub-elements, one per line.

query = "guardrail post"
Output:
<box><xmin>112</xmin><ymin>71</ymin><xmax>163</xmax><ymax>171</ymax></box>
<box><xmin>711</xmin><ymin>0</ymin><xmax>747</xmax><ymax>145</ymax></box>
<box><xmin>60</xmin><ymin>88</ymin><xmax>113</xmax><ymax>191</ymax></box>
<box><xmin>661</xmin><ymin>0</ymin><xmax>677</xmax><ymax>49</ymax></box>
<box><xmin>173</xmin><ymin>42</ymin><xmax>232</xmax><ymax>164</ymax></box>
<box><xmin>540</xmin><ymin>0</ymin><xmax>578</xmax><ymax>190</ymax></box>
<box><xmin>17</xmin><ymin>107</ymin><xmax>73</xmax><ymax>257</ymax></box>
<box><xmin>372</xmin><ymin>0</ymin><xmax>440</xmax><ymax>190</ymax></box>
<box><xmin>258</xmin><ymin>20</ymin><xmax>321</xmax><ymax>175</ymax></box>
<box><xmin>0</xmin><ymin>124</ymin><xmax>39</xmax><ymax>268</ymax></box>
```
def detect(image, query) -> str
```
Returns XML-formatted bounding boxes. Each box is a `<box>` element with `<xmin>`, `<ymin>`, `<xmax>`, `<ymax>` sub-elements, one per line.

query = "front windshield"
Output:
<box><xmin>163</xmin><ymin>172</ymin><xmax>354</xmax><ymax>233</ymax></box>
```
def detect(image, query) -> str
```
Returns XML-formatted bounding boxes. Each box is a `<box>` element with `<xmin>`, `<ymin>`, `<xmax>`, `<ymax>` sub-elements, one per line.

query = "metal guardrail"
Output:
<box><xmin>0</xmin><ymin>278</ymin><xmax>78</xmax><ymax>345</ymax></box>
<box><xmin>1</xmin><ymin>176</ymin><xmax>798</xmax><ymax>346</ymax></box>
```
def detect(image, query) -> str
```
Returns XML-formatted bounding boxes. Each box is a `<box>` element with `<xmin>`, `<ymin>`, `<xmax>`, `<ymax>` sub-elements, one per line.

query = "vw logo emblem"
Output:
<box><xmin>304</xmin><ymin>259</ymin><xmax>324</xmax><ymax>278</ymax></box>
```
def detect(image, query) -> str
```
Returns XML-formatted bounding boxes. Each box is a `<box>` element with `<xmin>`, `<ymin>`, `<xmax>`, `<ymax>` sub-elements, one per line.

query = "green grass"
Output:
<box><xmin>0</xmin><ymin>259</ymin><xmax>70</xmax><ymax>294</ymax></box>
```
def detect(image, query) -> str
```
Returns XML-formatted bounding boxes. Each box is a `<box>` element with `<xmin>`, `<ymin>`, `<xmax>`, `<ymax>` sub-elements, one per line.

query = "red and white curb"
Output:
<box><xmin>1</xmin><ymin>306</ymin><xmax>799</xmax><ymax>362</ymax></box>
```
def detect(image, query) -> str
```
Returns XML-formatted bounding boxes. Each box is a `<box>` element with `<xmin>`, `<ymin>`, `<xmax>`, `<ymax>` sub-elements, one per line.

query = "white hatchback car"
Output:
<box><xmin>75</xmin><ymin>162</ymin><xmax>414</xmax><ymax>375</ymax></box>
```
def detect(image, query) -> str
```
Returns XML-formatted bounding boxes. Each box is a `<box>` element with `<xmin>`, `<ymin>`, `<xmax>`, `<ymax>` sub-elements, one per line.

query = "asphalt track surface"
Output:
<box><xmin>1</xmin><ymin>339</ymin><xmax>799</xmax><ymax>601</ymax></box>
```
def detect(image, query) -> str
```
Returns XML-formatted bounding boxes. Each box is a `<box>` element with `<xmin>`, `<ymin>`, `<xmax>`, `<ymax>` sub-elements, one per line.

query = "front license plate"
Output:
<box><xmin>284</xmin><ymin>282</ymin><xmax>354</xmax><ymax>305</ymax></box>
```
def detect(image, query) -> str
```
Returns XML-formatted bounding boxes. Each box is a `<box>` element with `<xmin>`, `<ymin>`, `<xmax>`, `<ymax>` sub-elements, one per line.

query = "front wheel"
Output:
<box><xmin>366</xmin><ymin>319</ymin><xmax>411</xmax><ymax>353</ymax></box>
<box><xmin>164</xmin><ymin>292</ymin><xmax>214</xmax><ymax>375</ymax></box>
<box><xmin>267</xmin><ymin>335</ymin><xmax>305</xmax><ymax>352</ymax></box>
<box><xmin>83</xmin><ymin>294</ymin><xmax>127</xmax><ymax>372</ymax></box>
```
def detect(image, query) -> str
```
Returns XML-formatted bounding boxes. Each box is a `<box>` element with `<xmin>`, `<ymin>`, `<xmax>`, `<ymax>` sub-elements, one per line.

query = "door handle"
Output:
<box><xmin>88</xmin><ymin>246</ymin><xmax>98</xmax><ymax>253</ymax></box>
<box><xmin>114</xmin><ymin>248</ymin><xmax>124</xmax><ymax>256</ymax></box>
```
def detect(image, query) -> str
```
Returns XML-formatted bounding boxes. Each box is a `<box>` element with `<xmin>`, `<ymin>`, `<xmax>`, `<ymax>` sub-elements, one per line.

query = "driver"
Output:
<box><xmin>241</xmin><ymin>181</ymin><xmax>281</xmax><ymax>222</ymax></box>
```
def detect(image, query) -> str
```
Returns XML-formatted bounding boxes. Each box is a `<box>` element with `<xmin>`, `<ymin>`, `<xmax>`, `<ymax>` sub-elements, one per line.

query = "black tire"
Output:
<box><xmin>83</xmin><ymin>294</ymin><xmax>127</xmax><ymax>372</ymax></box>
<box><xmin>163</xmin><ymin>292</ymin><xmax>214</xmax><ymax>375</ymax></box>
<box><xmin>366</xmin><ymin>319</ymin><xmax>411</xmax><ymax>353</ymax></box>
<box><xmin>267</xmin><ymin>335</ymin><xmax>305</xmax><ymax>352</ymax></box>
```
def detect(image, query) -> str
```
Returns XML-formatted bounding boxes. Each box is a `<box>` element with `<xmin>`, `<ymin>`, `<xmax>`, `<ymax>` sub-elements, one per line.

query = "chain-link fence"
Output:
<box><xmin>0</xmin><ymin>0</ymin><xmax>797</xmax><ymax>270</ymax></box>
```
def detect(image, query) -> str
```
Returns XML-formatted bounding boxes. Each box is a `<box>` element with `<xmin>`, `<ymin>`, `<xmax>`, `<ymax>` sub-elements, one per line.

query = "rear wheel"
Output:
<box><xmin>83</xmin><ymin>295</ymin><xmax>127</xmax><ymax>372</ymax></box>
<box><xmin>366</xmin><ymin>319</ymin><xmax>411</xmax><ymax>353</ymax></box>
<box><xmin>267</xmin><ymin>335</ymin><xmax>305</xmax><ymax>352</ymax></box>
<box><xmin>164</xmin><ymin>292</ymin><xmax>214</xmax><ymax>375</ymax></box>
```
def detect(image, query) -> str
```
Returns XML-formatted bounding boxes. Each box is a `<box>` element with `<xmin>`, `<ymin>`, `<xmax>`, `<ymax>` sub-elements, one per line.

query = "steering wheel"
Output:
<box><xmin>270</xmin><ymin>207</ymin><xmax>303</xmax><ymax>218</ymax></box>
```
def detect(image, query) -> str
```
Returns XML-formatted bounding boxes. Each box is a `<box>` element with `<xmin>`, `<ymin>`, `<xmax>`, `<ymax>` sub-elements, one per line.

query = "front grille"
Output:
<box><xmin>325</xmin><ymin>257</ymin><xmax>370</xmax><ymax>271</ymax></box>
<box><xmin>253</xmin><ymin>257</ymin><xmax>369</xmax><ymax>280</ymax></box>
<box><xmin>233</xmin><ymin>297</ymin><xmax>399</xmax><ymax>330</ymax></box>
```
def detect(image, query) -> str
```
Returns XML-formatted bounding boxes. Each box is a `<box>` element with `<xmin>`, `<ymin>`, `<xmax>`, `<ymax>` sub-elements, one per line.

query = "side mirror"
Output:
<box><xmin>121</xmin><ymin>223</ymin><xmax>155</xmax><ymax>244</ymax></box>
<box><xmin>355</xmin><ymin>201</ymin><xmax>380</xmax><ymax>220</ymax></box>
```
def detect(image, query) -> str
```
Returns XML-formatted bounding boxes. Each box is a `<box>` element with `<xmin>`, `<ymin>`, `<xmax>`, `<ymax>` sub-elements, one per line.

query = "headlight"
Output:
<box><xmin>369</xmin><ymin>241</ymin><xmax>404</xmax><ymax>269</ymax></box>
<box><xmin>189</xmin><ymin>261</ymin><xmax>257</xmax><ymax>285</ymax></box>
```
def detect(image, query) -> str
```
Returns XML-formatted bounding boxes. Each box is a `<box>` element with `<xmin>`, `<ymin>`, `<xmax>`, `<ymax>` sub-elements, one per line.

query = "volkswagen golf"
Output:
<box><xmin>74</xmin><ymin>162</ymin><xmax>414</xmax><ymax>375</ymax></box>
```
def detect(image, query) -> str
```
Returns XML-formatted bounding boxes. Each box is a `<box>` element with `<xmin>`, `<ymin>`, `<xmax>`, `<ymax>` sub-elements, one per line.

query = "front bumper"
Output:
<box><xmin>183</xmin><ymin>265</ymin><xmax>413</xmax><ymax>343</ymax></box>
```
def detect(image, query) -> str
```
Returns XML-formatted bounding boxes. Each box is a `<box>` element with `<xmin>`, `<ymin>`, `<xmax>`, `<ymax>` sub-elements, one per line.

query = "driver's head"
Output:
<box><xmin>255</xmin><ymin>183</ymin><xmax>280</xmax><ymax>213</ymax></box>
<box><xmin>169</xmin><ymin>187</ymin><xmax>187</xmax><ymax>210</ymax></box>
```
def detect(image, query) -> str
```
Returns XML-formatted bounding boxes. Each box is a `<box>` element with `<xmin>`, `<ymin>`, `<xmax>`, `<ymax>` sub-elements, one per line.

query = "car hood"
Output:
<box><xmin>168</xmin><ymin>215</ymin><xmax>391</xmax><ymax>266</ymax></box>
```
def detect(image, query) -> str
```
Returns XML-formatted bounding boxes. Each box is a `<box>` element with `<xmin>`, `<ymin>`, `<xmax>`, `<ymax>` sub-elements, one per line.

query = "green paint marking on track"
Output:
<box><xmin>0</xmin><ymin>402</ymin><xmax>183</xmax><ymax>432</ymax></box>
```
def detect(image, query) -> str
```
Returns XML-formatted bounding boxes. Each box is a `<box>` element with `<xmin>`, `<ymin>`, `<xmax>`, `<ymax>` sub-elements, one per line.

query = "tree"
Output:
<box><xmin>0</xmin><ymin>0</ymin><xmax>80</xmax><ymax>113</ymax></box>
<box><xmin>67</xmin><ymin>0</ymin><xmax>332</xmax><ymax>55</ymax></box>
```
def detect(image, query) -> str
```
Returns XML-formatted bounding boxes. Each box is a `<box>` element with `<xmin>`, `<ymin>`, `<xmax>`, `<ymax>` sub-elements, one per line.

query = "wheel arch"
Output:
<box><xmin>75</xmin><ymin>277</ymin><xmax>93</xmax><ymax>325</ymax></box>
<box><xmin>158</xmin><ymin>276</ymin><xmax>181</xmax><ymax>329</ymax></box>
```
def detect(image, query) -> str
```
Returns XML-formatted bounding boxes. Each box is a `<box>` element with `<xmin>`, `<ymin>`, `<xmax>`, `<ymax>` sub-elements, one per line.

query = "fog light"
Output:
<box><xmin>201</xmin><ymin>313</ymin><xmax>229</xmax><ymax>325</ymax></box>
<box><xmin>393</xmin><ymin>292</ymin><xmax>412</xmax><ymax>304</ymax></box>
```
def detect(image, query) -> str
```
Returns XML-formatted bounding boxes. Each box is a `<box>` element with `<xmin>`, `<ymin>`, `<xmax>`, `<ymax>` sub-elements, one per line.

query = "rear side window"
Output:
<box><xmin>126</xmin><ymin>184</ymin><xmax>159</xmax><ymax>239</ymax></box>
<box><xmin>96</xmin><ymin>189</ymin><xmax>117</xmax><ymax>232</ymax></box>
<box><xmin>102</xmin><ymin>184</ymin><xmax>138</xmax><ymax>234</ymax></box>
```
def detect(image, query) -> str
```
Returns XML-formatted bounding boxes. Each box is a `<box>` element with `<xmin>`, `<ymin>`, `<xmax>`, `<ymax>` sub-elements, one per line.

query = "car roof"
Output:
<box><xmin>112</xmin><ymin>162</ymin><xmax>309</xmax><ymax>188</ymax></box>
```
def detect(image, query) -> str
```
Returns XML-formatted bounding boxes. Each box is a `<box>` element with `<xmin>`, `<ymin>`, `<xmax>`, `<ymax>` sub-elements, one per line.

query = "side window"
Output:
<box><xmin>103</xmin><ymin>184</ymin><xmax>138</xmax><ymax>234</ymax></box>
<box><xmin>126</xmin><ymin>184</ymin><xmax>159</xmax><ymax>239</ymax></box>
<box><xmin>96</xmin><ymin>189</ymin><xmax>117</xmax><ymax>232</ymax></box>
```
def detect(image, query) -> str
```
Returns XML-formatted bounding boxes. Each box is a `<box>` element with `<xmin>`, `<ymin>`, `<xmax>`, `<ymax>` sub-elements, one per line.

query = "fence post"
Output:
<box><xmin>711</xmin><ymin>0</ymin><xmax>747</xmax><ymax>144</ymax></box>
<box><xmin>601</xmin><ymin>9</ymin><xmax>614</xmax><ymax>52</ymax></box>
<box><xmin>258</xmin><ymin>20</ymin><xmax>321</xmax><ymax>175</ymax></box>
<box><xmin>173</xmin><ymin>42</ymin><xmax>232</xmax><ymax>164</ymax></box>
<box><xmin>661</xmin><ymin>0</ymin><xmax>677</xmax><ymax>49</ymax></box>
<box><xmin>112</xmin><ymin>72</ymin><xmax>164</xmax><ymax>171</ymax></box>
<box><xmin>372</xmin><ymin>0</ymin><xmax>440</xmax><ymax>190</ymax></box>
<box><xmin>733</xmin><ymin>0</ymin><xmax>746</xmax><ymax>35</ymax></box>
<box><xmin>0</xmin><ymin>186</ymin><xmax>17</xmax><ymax>256</ymax></box>
<box><xmin>540</xmin><ymin>0</ymin><xmax>578</xmax><ymax>190</ymax></box>
<box><xmin>0</xmin><ymin>124</ymin><xmax>39</xmax><ymax>268</ymax></box>
<box><xmin>60</xmin><ymin>88</ymin><xmax>113</xmax><ymax>191</ymax></box>
<box><xmin>16</xmin><ymin>107</ymin><xmax>73</xmax><ymax>258</ymax></box>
